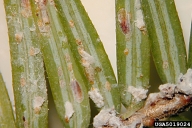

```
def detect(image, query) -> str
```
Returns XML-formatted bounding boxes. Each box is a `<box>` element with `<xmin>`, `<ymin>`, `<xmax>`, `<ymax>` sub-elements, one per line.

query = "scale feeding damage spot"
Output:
<box><xmin>38</xmin><ymin>0</ymin><xmax>49</xmax><ymax>24</ymax></box>
<box><xmin>35</xmin><ymin>0</ymin><xmax>50</xmax><ymax>33</ymax></box>
<box><xmin>29</xmin><ymin>47</ymin><xmax>40</xmax><ymax>56</ymax></box>
<box><xmin>21</xmin><ymin>0</ymin><xmax>32</xmax><ymax>18</ymax></box>
<box><xmin>105</xmin><ymin>81</ymin><xmax>111</xmax><ymax>91</ymax></box>
<box><xmin>20</xmin><ymin>77</ymin><xmax>26</xmax><ymax>87</ymax></box>
<box><xmin>71</xmin><ymin>80</ymin><xmax>83</xmax><ymax>103</ymax></box>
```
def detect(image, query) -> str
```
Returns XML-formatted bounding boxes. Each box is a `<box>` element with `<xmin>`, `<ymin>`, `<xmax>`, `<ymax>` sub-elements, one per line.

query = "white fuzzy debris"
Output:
<box><xmin>176</xmin><ymin>69</ymin><xmax>192</xmax><ymax>95</ymax></box>
<box><xmin>79</xmin><ymin>49</ymin><xmax>95</xmax><ymax>66</ymax></box>
<box><xmin>144</xmin><ymin>93</ymin><xmax>161</xmax><ymax>108</ymax></box>
<box><xmin>127</xmin><ymin>86</ymin><xmax>148</xmax><ymax>102</ymax></box>
<box><xmin>81</xmin><ymin>58</ymin><xmax>91</xmax><ymax>68</ymax></box>
<box><xmin>127</xmin><ymin>118</ymin><xmax>143</xmax><ymax>128</ymax></box>
<box><xmin>93</xmin><ymin>108</ymin><xmax>123</xmax><ymax>128</ymax></box>
<box><xmin>33</xmin><ymin>96</ymin><xmax>45</xmax><ymax>109</ymax></box>
<box><xmin>64</xmin><ymin>101</ymin><xmax>74</xmax><ymax>121</ymax></box>
<box><xmin>134</xmin><ymin>0</ymin><xmax>146</xmax><ymax>31</ymax></box>
<box><xmin>159</xmin><ymin>83</ymin><xmax>176</xmax><ymax>98</ymax></box>
<box><xmin>88</xmin><ymin>88</ymin><xmax>104</xmax><ymax>108</ymax></box>
<box><xmin>135</xmin><ymin>10</ymin><xmax>145</xmax><ymax>29</ymax></box>
<box><xmin>144</xmin><ymin>69</ymin><xmax>192</xmax><ymax>107</ymax></box>
<box><xmin>145</xmin><ymin>84</ymin><xmax>176</xmax><ymax>107</ymax></box>
<box><xmin>78</xmin><ymin>48</ymin><xmax>95</xmax><ymax>83</ymax></box>
<box><xmin>135</xmin><ymin>0</ymin><xmax>141</xmax><ymax>9</ymax></box>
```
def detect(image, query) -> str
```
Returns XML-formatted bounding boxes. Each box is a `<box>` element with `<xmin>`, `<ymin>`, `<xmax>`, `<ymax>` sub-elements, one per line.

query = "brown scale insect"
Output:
<box><xmin>118</xmin><ymin>8</ymin><xmax>131</xmax><ymax>35</ymax></box>
<box><xmin>71</xmin><ymin>80</ymin><xmax>83</xmax><ymax>103</ymax></box>
<box><xmin>15</xmin><ymin>33</ymin><xmax>23</xmax><ymax>43</ymax></box>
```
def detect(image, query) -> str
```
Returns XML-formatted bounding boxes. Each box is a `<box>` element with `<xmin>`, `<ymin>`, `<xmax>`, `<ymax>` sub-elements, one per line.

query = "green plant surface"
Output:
<box><xmin>116</xmin><ymin>0</ymin><xmax>150</xmax><ymax>118</ymax></box>
<box><xmin>3</xmin><ymin>0</ymin><xmax>48</xmax><ymax>128</ymax></box>
<box><xmin>188</xmin><ymin>21</ymin><xmax>192</xmax><ymax>68</ymax></box>
<box><xmin>0</xmin><ymin>73</ymin><xmax>16</xmax><ymax>128</ymax></box>
<box><xmin>141</xmin><ymin>0</ymin><xmax>187</xmax><ymax>83</ymax></box>
<box><xmin>29</xmin><ymin>0</ymin><xmax>91</xmax><ymax>127</ymax></box>
<box><xmin>2</xmin><ymin>0</ymin><xmax>192</xmax><ymax>127</ymax></box>
<box><xmin>168</xmin><ymin>115</ymin><xmax>190</xmax><ymax>121</ymax></box>
<box><xmin>53</xmin><ymin>0</ymin><xmax>121</xmax><ymax>111</ymax></box>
